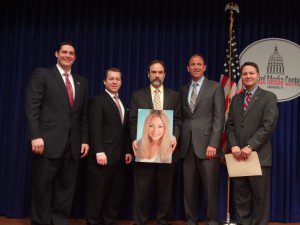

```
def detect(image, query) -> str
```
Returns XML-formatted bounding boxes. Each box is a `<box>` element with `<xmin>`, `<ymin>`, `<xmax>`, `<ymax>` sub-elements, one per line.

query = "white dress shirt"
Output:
<box><xmin>56</xmin><ymin>64</ymin><xmax>75</xmax><ymax>98</ymax></box>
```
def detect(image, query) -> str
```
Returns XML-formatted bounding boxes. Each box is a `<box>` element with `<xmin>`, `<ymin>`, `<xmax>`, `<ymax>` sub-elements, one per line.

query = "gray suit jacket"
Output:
<box><xmin>225</xmin><ymin>86</ymin><xmax>278</xmax><ymax>166</ymax></box>
<box><xmin>180</xmin><ymin>78</ymin><xmax>225</xmax><ymax>159</ymax></box>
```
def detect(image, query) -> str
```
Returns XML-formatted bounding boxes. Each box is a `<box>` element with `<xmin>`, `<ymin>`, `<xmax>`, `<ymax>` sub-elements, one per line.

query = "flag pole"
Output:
<box><xmin>222</xmin><ymin>2</ymin><xmax>239</xmax><ymax>225</ymax></box>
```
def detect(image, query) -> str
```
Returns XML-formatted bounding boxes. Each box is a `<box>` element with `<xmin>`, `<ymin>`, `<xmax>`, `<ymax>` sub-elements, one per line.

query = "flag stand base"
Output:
<box><xmin>221</xmin><ymin>213</ymin><xmax>237</xmax><ymax>225</ymax></box>
<box><xmin>221</xmin><ymin>220</ymin><xmax>237</xmax><ymax>225</ymax></box>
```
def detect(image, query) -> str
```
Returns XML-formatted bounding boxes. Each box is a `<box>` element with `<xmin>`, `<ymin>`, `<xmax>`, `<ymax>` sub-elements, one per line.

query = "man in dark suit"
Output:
<box><xmin>85</xmin><ymin>68</ymin><xmax>132</xmax><ymax>225</ymax></box>
<box><xmin>25</xmin><ymin>41</ymin><xmax>89</xmax><ymax>225</ymax></box>
<box><xmin>180</xmin><ymin>53</ymin><xmax>225</xmax><ymax>225</ymax></box>
<box><xmin>226</xmin><ymin>62</ymin><xmax>278</xmax><ymax>225</ymax></box>
<box><xmin>129</xmin><ymin>60</ymin><xmax>181</xmax><ymax>225</ymax></box>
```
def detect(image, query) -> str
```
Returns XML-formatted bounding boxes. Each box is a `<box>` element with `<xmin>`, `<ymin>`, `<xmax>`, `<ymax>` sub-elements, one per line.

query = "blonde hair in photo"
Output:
<box><xmin>138</xmin><ymin>110</ymin><xmax>171</xmax><ymax>162</ymax></box>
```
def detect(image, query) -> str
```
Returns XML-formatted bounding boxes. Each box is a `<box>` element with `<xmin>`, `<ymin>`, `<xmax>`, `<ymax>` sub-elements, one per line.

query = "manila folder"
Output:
<box><xmin>225</xmin><ymin>152</ymin><xmax>262</xmax><ymax>177</ymax></box>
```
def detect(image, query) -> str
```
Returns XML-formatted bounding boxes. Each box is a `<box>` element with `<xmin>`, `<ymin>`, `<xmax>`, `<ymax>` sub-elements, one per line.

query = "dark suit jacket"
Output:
<box><xmin>180</xmin><ymin>78</ymin><xmax>225</xmax><ymax>159</ymax></box>
<box><xmin>25</xmin><ymin>66</ymin><xmax>89</xmax><ymax>159</ymax></box>
<box><xmin>225</xmin><ymin>86</ymin><xmax>278</xmax><ymax>166</ymax></box>
<box><xmin>129</xmin><ymin>86</ymin><xmax>182</xmax><ymax>162</ymax></box>
<box><xmin>88</xmin><ymin>91</ymin><xmax>130</xmax><ymax>165</ymax></box>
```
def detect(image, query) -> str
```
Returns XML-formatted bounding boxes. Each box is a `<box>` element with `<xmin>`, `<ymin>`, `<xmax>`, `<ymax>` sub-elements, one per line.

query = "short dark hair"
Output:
<box><xmin>103</xmin><ymin>67</ymin><xmax>122</xmax><ymax>80</ymax></box>
<box><xmin>147</xmin><ymin>60</ymin><xmax>166</xmax><ymax>73</ymax></box>
<box><xmin>241</xmin><ymin>62</ymin><xmax>260</xmax><ymax>73</ymax></box>
<box><xmin>55</xmin><ymin>41</ymin><xmax>76</xmax><ymax>52</ymax></box>
<box><xmin>188</xmin><ymin>53</ymin><xmax>206</xmax><ymax>65</ymax></box>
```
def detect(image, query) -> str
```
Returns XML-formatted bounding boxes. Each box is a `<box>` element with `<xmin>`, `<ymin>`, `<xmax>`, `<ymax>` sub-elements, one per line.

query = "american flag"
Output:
<box><xmin>220</xmin><ymin>29</ymin><xmax>243</xmax><ymax>153</ymax></box>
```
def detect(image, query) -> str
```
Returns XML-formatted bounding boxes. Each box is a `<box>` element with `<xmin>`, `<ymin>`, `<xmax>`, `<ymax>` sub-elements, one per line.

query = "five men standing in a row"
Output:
<box><xmin>26</xmin><ymin>41</ymin><xmax>278</xmax><ymax>225</ymax></box>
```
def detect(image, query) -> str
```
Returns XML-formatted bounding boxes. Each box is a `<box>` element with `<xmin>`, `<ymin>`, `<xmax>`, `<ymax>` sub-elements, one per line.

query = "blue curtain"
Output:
<box><xmin>0</xmin><ymin>0</ymin><xmax>299</xmax><ymax>222</ymax></box>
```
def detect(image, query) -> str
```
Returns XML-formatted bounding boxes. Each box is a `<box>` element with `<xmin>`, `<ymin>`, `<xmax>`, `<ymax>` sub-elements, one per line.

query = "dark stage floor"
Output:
<box><xmin>0</xmin><ymin>218</ymin><xmax>299</xmax><ymax>225</ymax></box>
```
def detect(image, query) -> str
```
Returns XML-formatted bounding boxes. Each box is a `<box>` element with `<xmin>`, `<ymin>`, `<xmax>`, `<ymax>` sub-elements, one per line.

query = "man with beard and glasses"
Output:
<box><xmin>129</xmin><ymin>60</ymin><xmax>181</xmax><ymax>225</ymax></box>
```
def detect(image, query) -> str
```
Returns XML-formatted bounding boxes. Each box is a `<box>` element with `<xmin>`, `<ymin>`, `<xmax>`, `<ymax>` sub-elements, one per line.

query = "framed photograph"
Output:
<box><xmin>135</xmin><ymin>109</ymin><xmax>174</xmax><ymax>163</ymax></box>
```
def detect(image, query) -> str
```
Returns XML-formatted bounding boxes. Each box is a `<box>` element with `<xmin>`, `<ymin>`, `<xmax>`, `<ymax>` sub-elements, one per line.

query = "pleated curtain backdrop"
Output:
<box><xmin>0</xmin><ymin>0</ymin><xmax>299</xmax><ymax>222</ymax></box>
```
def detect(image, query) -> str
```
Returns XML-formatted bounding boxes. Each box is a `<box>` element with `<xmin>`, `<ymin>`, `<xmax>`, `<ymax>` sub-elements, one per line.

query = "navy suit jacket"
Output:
<box><xmin>25</xmin><ymin>66</ymin><xmax>89</xmax><ymax>159</ymax></box>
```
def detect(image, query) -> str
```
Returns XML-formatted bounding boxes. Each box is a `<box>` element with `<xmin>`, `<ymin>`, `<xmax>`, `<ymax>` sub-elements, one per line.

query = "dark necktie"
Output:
<box><xmin>113</xmin><ymin>95</ymin><xmax>123</xmax><ymax>123</ymax></box>
<box><xmin>244</xmin><ymin>91</ymin><xmax>252</xmax><ymax>111</ymax></box>
<box><xmin>64</xmin><ymin>73</ymin><xmax>74</xmax><ymax>108</ymax></box>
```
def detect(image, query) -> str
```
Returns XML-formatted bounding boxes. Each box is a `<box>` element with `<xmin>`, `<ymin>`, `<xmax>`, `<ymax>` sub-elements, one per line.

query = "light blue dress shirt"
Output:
<box><xmin>188</xmin><ymin>76</ymin><xmax>205</xmax><ymax>103</ymax></box>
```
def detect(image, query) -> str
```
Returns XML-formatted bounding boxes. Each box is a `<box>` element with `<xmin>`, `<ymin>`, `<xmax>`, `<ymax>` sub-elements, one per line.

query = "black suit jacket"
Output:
<box><xmin>129</xmin><ymin>86</ymin><xmax>182</xmax><ymax>162</ymax></box>
<box><xmin>89</xmin><ymin>91</ymin><xmax>130</xmax><ymax>165</ymax></box>
<box><xmin>180</xmin><ymin>78</ymin><xmax>225</xmax><ymax>159</ymax></box>
<box><xmin>225</xmin><ymin>86</ymin><xmax>278</xmax><ymax>166</ymax></box>
<box><xmin>25</xmin><ymin>66</ymin><xmax>89</xmax><ymax>159</ymax></box>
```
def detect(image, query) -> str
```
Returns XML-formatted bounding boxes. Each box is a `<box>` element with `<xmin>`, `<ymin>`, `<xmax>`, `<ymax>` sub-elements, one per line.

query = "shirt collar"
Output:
<box><xmin>190</xmin><ymin>76</ymin><xmax>205</xmax><ymax>87</ymax></box>
<box><xmin>105</xmin><ymin>89</ymin><xmax>118</xmax><ymax>98</ymax></box>
<box><xmin>244</xmin><ymin>85</ymin><xmax>258</xmax><ymax>95</ymax></box>
<box><xmin>56</xmin><ymin>64</ymin><xmax>72</xmax><ymax>77</ymax></box>
<box><xmin>150</xmin><ymin>84</ymin><xmax>164</xmax><ymax>95</ymax></box>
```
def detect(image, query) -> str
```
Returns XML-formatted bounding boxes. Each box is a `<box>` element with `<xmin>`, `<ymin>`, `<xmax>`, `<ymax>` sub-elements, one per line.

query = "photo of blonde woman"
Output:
<box><xmin>135</xmin><ymin>109</ymin><xmax>173</xmax><ymax>163</ymax></box>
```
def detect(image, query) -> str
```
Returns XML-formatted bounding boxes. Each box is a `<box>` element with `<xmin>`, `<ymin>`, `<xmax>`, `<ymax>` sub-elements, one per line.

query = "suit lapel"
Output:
<box><xmin>192</xmin><ymin>78</ymin><xmax>209</xmax><ymax>113</ymax></box>
<box><xmin>143</xmin><ymin>87</ymin><xmax>154</xmax><ymax>109</ymax></box>
<box><xmin>182</xmin><ymin>83</ymin><xmax>192</xmax><ymax>116</ymax></box>
<box><xmin>72</xmin><ymin>74</ymin><xmax>81</xmax><ymax>111</ymax></box>
<box><xmin>163</xmin><ymin>87</ymin><xmax>171</xmax><ymax>109</ymax></box>
<box><xmin>236</xmin><ymin>93</ymin><xmax>244</xmax><ymax>118</ymax></box>
<box><xmin>120</xmin><ymin>97</ymin><xmax>127</xmax><ymax>126</ymax></box>
<box><xmin>52</xmin><ymin>67</ymin><xmax>71</xmax><ymax>110</ymax></box>
<box><xmin>104</xmin><ymin>91</ymin><xmax>123</xmax><ymax>124</ymax></box>
<box><xmin>243</xmin><ymin>87</ymin><xmax>262</xmax><ymax>119</ymax></box>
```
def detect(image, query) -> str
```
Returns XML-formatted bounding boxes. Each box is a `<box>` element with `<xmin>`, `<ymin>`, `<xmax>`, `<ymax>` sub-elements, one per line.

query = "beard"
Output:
<box><xmin>151</xmin><ymin>79</ymin><xmax>162</xmax><ymax>87</ymax></box>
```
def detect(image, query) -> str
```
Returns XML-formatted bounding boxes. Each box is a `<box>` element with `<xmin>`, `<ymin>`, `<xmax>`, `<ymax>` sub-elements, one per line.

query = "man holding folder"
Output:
<box><xmin>225</xmin><ymin>62</ymin><xmax>278</xmax><ymax>225</ymax></box>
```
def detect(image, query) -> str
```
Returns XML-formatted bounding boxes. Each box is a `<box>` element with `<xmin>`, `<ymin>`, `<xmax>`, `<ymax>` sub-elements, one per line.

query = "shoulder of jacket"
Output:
<box><xmin>164</xmin><ymin>87</ymin><xmax>178</xmax><ymax>95</ymax></box>
<box><xmin>133</xmin><ymin>87</ymin><xmax>148</xmax><ymax>95</ymax></box>
<box><xmin>206</xmin><ymin>78</ymin><xmax>221</xmax><ymax>88</ymax></box>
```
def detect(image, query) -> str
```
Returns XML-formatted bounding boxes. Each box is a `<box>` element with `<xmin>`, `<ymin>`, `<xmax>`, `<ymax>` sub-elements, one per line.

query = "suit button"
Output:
<box><xmin>241</xmin><ymin>124</ymin><xmax>244</xmax><ymax>128</ymax></box>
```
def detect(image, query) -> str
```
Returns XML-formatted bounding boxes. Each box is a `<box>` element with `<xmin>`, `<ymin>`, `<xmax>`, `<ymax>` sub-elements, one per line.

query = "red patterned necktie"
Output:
<box><xmin>243</xmin><ymin>91</ymin><xmax>251</xmax><ymax>111</ymax></box>
<box><xmin>113</xmin><ymin>95</ymin><xmax>123</xmax><ymax>123</ymax></box>
<box><xmin>64</xmin><ymin>72</ymin><xmax>74</xmax><ymax>108</ymax></box>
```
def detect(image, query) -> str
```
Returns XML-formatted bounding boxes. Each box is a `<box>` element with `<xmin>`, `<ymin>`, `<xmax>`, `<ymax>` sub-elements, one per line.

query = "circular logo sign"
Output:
<box><xmin>240</xmin><ymin>38</ymin><xmax>300</xmax><ymax>102</ymax></box>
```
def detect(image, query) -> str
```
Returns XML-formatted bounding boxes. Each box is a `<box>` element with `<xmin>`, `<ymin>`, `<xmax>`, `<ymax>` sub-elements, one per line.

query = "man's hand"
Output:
<box><xmin>31</xmin><ymin>138</ymin><xmax>44</xmax><ymax>155</ymax></box>
<box><xmin>80</xmin><ymin>144</ymin><xmax>89</xmax><ymax>158</ymax></box>
<box><xmin>132</xmin><ymin>140</ymin><xmax>138</xmax><ymax>156</ymax></box>
<box><xmin>96</xmin><ymin>153</ymin><xmax>107</xmax><ymax>165</ymax></box>
<box><xmin>231</xmin><ymin>146</ymin><xmax>242</xmax><ymax>160</ymax></box>
<box><xmin>171</xmin><ymin>136</ymin><xmax>177</xmax><ymax>152</ymax></box>
<box><xmin>125</xmin><ymin>154</ymin><xmax>132</xmax><ymax>164</ymax></box>
<box><xmin>241</xmin><ymin>145</ymin><xmax>252</xmax><ymax>160</ymax></box>
<box><xmin>206</xmin><ymin>146</ymin><xmax>217</xmax><ymax>159</ymax></box>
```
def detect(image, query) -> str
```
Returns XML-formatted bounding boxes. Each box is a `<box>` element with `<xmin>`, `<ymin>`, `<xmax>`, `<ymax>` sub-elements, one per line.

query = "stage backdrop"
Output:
<box><xmin>0</xmin><ymin>0</ymin><xmax>299</xmax><ymax>222</ymax></box>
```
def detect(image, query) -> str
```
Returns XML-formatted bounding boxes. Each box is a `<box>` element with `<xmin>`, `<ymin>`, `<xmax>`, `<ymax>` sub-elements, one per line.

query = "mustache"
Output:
<box><xmin>151</xmin><ymin>79</ymin><xmax>162</xmax><ymax>85</ymax></box>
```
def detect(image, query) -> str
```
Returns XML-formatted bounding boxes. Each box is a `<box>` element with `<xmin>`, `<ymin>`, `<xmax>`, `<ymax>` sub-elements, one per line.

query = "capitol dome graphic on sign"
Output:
<box><xmin>267</xmin><ymin>46</ymin><xmax>284</xmax><ymax>75</ymax></box>
<box><xmin>239</xmin><ymin>38</ymin><xmax>300</xmax><ymax>102</ymax></box>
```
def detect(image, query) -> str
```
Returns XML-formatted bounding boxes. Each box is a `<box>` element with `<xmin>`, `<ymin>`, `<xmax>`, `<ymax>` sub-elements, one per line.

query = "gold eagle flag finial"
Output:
<box><xmin>225</xmin><ymin>2</ymin><xmax>239</xmax><ymax>14</ymax></box>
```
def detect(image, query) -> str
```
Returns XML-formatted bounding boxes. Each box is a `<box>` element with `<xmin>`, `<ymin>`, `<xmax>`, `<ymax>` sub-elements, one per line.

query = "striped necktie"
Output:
<box><xmin>244</xmin><ymin>91</ymin><xmax>252</xmax><ymax>111</ymax></box>
<box><xmin>113</xmin><ymin>95</ymin><xmax>123</xmax><ymax>123</ymax></box>
<box><xmin>153</xmin><ymin>89</ymin><xmax>162</xmax><ymax>110</ymax></box>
